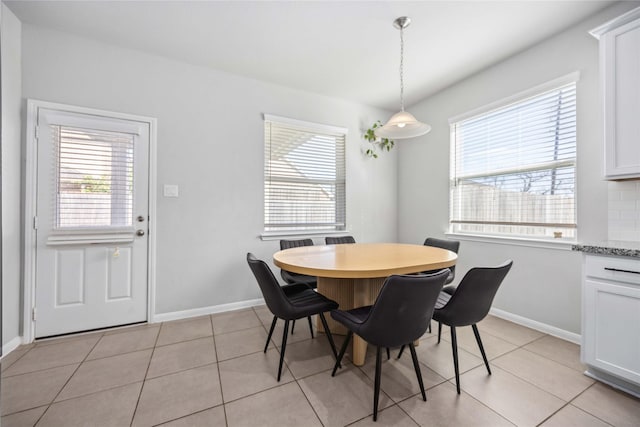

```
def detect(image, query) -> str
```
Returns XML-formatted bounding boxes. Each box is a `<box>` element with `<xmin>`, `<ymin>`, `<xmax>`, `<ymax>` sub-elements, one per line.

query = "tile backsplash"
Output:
<box><xmin>608</xmin><ymin>181</ymin><xmax>640</xmax><ymax>241</ymax></box>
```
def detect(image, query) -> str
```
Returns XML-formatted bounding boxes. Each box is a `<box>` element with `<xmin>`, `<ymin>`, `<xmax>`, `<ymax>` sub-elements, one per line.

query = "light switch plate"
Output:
<box><xmin>163</xmin><ymin>184</ymin><xmax>179</xmax><ymax>198</ymax></box>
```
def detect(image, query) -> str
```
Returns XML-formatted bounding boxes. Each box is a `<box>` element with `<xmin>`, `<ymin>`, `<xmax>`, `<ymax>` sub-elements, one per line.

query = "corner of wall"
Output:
<box><xmin>1</xmin><ymin>2</ymin><xmax>24</xmax><ymax>348</ymax></box>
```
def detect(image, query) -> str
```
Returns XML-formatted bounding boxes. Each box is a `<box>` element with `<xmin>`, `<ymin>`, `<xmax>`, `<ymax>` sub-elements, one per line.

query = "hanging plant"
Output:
<box><xmin>363</xmin><ymin>120</ymin><xmax>395</xmax><ymax>158</ymax></box>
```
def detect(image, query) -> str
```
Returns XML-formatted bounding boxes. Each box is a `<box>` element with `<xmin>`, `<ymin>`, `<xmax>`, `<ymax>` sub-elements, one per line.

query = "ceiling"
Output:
<box><xmin>5</xmin><ymin>1</ymin><xmax>617</xmax><ymax>110</ymax></box>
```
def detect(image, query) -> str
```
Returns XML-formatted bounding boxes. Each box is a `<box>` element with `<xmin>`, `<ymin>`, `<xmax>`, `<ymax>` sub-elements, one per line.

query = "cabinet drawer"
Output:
<box><xmin>585</xmin><ymin>255</ymin><xmax>640</xmax><ymax>285</ymax></box>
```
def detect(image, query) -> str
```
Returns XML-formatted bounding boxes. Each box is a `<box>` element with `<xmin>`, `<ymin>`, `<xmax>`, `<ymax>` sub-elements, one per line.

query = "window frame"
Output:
<box><xmin>261</xmin><ymin>114</ymin><xmax>348</xmax><ymax>239</ymax></box>
<box><xmin>448</xmin><ymin>72</ymin><xmax>580</xmax><ymax>242</ymax></box>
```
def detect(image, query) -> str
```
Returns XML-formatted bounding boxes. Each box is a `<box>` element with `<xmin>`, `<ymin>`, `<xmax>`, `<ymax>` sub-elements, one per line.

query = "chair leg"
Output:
<box><xmin>386</xmin><ymin>347</ymin><xmax>390</xmax><ymax>360</ymax></box>
<box><xmin>318</xmin><ymin>312</ymin><xmax>339</xmax><ymax>364</ymax></box>
<box><xmin>307</xmin><ymin>316</ymin><xmax>314</xmax><ymax>339</ymax></box>
<box><xmin>427</xmin><ymin>321</ymin><xmax>431</xmax><ymax>333</ymax></box>
<box><xmin>291</xmin><ymin>319</ymin><xmax>295</xmax><ymax>335</ymax></box>
<box><xmin>277</xmin><ymin>320</ymin><xmax>289</xmax><ymax>382</ymax></box>
<box><xmin>373</xmin><ymin>346</ymin><xmax>382</xmax><ymax>422</ymax></box>
<box><xmin>451</xmin><ymin>326</ymin><xmax>461</xmax><ymax>394</ymax></box>
<box><xmin>472</xmin><ymin>324</ymin><xmax>491</xmax><ymax>375</ymax></box>
<box><xmin>265</xmin><ymin>316</ymin><xmax>277</xmax><ymax>353</ymax></box>
<box><xmin>409</xmin><ymin>342</ymin><xmax>426</xmax><ymax>401</ymax></box>
<box><xmin>437</xmin><ymin>322</ymin><xmax>443</xmax><ymax>344</ymax></box>
<box><xmin>332</xmin><ymin>331</ymin><xmax>352</xmax><ymax>376</ymax></box>
<box><xmin>397</xmin><ymin>345</ymin><xmax>405</xmax><ymax>359</ymax></box>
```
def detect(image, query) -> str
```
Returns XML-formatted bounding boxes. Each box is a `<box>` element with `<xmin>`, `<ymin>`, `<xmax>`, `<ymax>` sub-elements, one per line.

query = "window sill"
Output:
<box><xmin>445</xmin><ymin>232</ymin><xmax>576</xmax><ymax>251</ymax></box>
<box><xmin>260</xmin><ymin>230</ymin><xmax>351</xmax><ymax>241</ymax></box>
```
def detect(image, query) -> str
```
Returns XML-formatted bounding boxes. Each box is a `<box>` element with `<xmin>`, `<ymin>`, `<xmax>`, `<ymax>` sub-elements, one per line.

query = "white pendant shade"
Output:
<box><xmin>375</xmin><ymin>111</ymin><xmax>431</xmax><ymax>139</ymax></box>
<box><xmin>377</xmin><ymin>17</ymin><xmax>431</xmax><ymax>141</ymax></box>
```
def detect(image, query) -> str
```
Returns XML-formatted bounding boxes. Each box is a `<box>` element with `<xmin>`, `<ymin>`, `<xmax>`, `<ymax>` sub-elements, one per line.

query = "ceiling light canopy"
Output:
<box><xmin>375</xmin><ymin>17</ymin><xmax>431</xmax><ymax>140</ymax></box>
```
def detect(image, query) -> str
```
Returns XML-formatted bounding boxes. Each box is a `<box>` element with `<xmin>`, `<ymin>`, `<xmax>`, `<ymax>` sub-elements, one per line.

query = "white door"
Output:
<box><xmin>34</xmin><ymin>107</ymin><xmax>150</xmax><ymax>337</ymax></box>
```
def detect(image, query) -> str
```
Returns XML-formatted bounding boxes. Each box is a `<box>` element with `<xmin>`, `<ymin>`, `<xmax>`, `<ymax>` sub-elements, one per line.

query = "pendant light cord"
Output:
<box><xmin>399</xmin><ymin>25</ymin><xmax>405</xmax><ymax>112</ymax></box>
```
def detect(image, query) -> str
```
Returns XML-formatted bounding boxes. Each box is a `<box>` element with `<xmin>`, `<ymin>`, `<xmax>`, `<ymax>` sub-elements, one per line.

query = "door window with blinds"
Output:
<box><xmin>449</xmin><ymin>76</ymin><xmax>577</xmax><ymax>240</ymax></box>
<box><xmin>53</xmin><ymin>125</ymin><xmax>134</xmax><ymax>230</ymax></box>
<box><xmin>263</xmin><ymin>115</ymin><xmax>347</xmax><ymax>234</ymax></box>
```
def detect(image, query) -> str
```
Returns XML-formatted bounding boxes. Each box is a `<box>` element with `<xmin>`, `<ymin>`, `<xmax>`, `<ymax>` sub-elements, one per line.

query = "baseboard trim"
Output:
<box><xmin>152</xmin><ymin>298</ymin><xmax>265</xmax><ymax>323</ymax></box>
<box><xmin>1</xmin><ymin>336</ymin><xmax>24</xmax><ymax>360</ymax></box>
<box><xmin>489</xmin><ymin>307</ymin><xmax>581</xmax><ymax>344</ymax></box>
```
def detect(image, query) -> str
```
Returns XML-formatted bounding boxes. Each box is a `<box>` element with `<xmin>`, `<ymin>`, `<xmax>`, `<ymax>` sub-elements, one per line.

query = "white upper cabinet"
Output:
<box><xmin>591</xmin><ymin>8</ymin><xmax>640</xmax><ymax>180</ymax></box>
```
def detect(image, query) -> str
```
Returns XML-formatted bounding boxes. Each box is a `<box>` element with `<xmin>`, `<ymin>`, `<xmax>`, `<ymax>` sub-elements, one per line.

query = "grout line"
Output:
<box><xmin>149</xmin><ymin>404</ymin><xmax>224</xmax><ymax>427</ymax></box>
<box><xmin>1</xmin><ymin>360</ymin><xmax>82</xmax><ymax>379</ymax></box>
<box><xmin>450</xmin><ymin>381</ymin><xmax>517</xmax><ymax>426</ymax></box>
<box><xmin>41</xmin><ymin>381</ymin><xmax>146</xmax><ymax>407</ymax></box>
<box><xmin>536</xmin><ymin>401</ymin><xmax>574</xmax><ymax>426</ymax></box>
<box><xmin>145</xmin><ymin>333</ymin><xmax>213</xmax><ymax>350</ymax></box>
<box><xmin>293</xmin><ymin>378</ymin><xmax>326</xmax><ymax>426</ymax></box>
<box><xmin>219</xmin><ymin>371</ymin><xmax>297</xmax><ymax>406</ymax></box>
<box><xmin>561</xmin><ymin>382</ymin><xmax>617</xmax><ymax>427</ymax></box>
<box><xmin>2</xmin><ymin>333</ymin><xmax>105</xmax><ymax>378</ymax></box>
<box><xmin>213</xmin><ymin>323</ymin><xmax>267</xmax><ymax>337</ymax></box>
<box><xmin>522</xmin><ymin>339</ymin><xmax>587</xmax><ymax>373</ymax></box>
<box><xmin>486</xmin><ymin>348</ymin><xmax>593</xmax><ymax>404</ymax></box>
<box><xmin>129</xmin><ymin>320</ymin><xmax>163</xmax><ymax>427</ymax></box>
<box><xmin>211</xmin><ymin>314</ymin><xmax>229</xmax><ymax>427</ymax></box>
<box><xmin>34</xmin><ymin>334</ymin><xmax>104</xmax><ymax>425</ymax></box>
<box><xmin>0</xmin><ymin>405</ymin><xmax>47</xmax><ymax>423</ymax></box>
<box><xmin>0</xmin><ymin>345</ymin><xmax>35</xmax><ymax>373</ymax></box>
<box><xmin>80</xmin><ymin>345</ymin><xmax>158</xmax><ymax>364</ymax></box>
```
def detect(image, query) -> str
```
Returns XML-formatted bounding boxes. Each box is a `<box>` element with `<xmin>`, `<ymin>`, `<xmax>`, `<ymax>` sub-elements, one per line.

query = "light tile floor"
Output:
<box><xmin>2</xmin><ymin>309</ymin><xmax>640</xmax><ymax>426</ymax></box>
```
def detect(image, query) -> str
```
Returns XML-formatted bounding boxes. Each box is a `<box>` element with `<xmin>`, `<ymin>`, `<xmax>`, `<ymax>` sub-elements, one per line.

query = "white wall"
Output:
<box><xmin>397</xmin><ymin>2</ymin><xmax>640</xmax><ymax>335</ymax></box>
<box><xmin>1</xmin><ymin>3</ymin><xmax>22</xmax><ymax>349</ymax></box>
<box><xmin>20</xmin><ymin>25</ymin><xmax>397</xmax><ymax>317</ymax></box>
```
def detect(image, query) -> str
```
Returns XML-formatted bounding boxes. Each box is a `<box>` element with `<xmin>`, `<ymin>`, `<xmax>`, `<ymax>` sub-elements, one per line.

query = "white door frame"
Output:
<box><xmin>23</xmin><ymin>99</ymin><xmax>158</xmax><ymax>343</ymax></box>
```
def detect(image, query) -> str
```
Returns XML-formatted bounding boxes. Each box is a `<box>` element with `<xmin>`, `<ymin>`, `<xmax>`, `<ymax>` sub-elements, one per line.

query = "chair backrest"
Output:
<box><xmin>280</xmin><ymin>238</ymin><xmax>314</xmax><ymax>250</ymax></box>
<box><xmin>247</xmin><ymin>253</ymin><xmax>292</xmax><ymax>319</ymax></box>
<box><xmin>279</xmin><ymin>239</ymin><xmax>316</xmax><ymax>284</ymax></box>
<box><xmin>325</xmin><ymin>236</ymin><xmax>356</xmax><ymax>245</ymax></box>
<box><xmin>424</xmin><ymin>237</ymin><xmax>460</xmax><ymax>277</ymax></box>
<box><xmin>438</xmin><ymin>260</ymin><xmax>513</xmax><ymax>326</ymax></box>
<box><xmin>357</xmin><ymin>270</ymin><xmax>449</xmax><ymax>348</ymax></box>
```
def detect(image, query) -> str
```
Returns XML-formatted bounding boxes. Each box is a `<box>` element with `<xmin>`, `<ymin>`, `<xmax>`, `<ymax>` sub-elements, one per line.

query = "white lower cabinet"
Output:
<box><xmin>582</xmin><ymin>255</ymin><xmax>640</xmax><ymax>394</ymax></box>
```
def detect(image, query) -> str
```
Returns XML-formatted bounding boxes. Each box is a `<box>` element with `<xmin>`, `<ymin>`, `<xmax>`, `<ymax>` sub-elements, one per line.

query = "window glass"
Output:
<box><xmin>450</xmin><ymin>81</ymin><xmax>577</xmax><ymax>239</ymax></box>
<box><xmin>54</xmin><ymin>125</ymin><xmax>134</xmax><ymax>228</ymax></box>
<box><xmin>264</xmin><ymin>117</ymin><xmax>346</xmax><ymax>233</ymax></box>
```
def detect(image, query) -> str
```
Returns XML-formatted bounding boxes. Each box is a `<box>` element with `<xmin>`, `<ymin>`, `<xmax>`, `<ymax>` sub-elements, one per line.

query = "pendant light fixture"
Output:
<box><xmin>376</xmin><ymin>16</ymin><xmax>431</xmax><ymax>140</ymax></box>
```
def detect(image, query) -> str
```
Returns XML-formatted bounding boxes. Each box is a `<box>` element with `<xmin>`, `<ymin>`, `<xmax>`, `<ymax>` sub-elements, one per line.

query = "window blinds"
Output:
<box><xmin>264</xmin><ymin>118</ymin><xmax>346</xmax><ymax>232</ymax></box>
<box><xmin>54</xmin><ymin>125</ymin><xmax>135</xmax><ymax>229</ymax></box>
<box><xmin>450</xmin><ymin>81</ymin><xmax>577</xmax><ymax>238</ymax></box>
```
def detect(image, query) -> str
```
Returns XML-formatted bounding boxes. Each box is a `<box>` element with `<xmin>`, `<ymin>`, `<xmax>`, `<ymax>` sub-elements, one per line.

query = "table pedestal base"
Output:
<box><xmin>317</xmin><ymin>276</ymin><xmax>385</xmax><ymax>366</ymax></box>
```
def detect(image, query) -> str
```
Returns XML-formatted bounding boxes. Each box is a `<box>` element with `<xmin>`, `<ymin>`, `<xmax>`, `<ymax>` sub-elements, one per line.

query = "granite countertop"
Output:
<box><xmin>572</xmin><ymin>241</ymin><xmax>640</xmax><ymax>258</ymax></box>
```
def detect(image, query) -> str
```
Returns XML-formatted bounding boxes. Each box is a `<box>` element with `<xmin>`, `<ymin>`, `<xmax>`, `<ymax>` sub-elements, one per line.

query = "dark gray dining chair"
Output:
<box><xmin>247</xmin><ymin>253</ymin><xmax>339</xmax><ymax>381</ymax></box>
<box><xmin>279</xmin><ymin>239</ymin><xmax>317</xmax><ymax>288</ymax></box>
<box><xmin>433</xmin><ymin>260</ymin><xmax>513</xmax><ymax>394</ymax></box>
<box><xmin>325</xmin><ymin>236</ymin><xmax>356</xmax><ymax>245</ymax></box>
<box><xmin>422</xmin><ymin>237</ymin><xmax>460</xmax><ymax>336</ymax></box>
<box><xmin>423</xmin><ymin>237</ymin><xmax>460</xmax><ymax>289</ymax></box>
<box><xmin>330</xmin><ymin>270</ymin><xmax>449</xmax><ymax>421</ymax></box>
<box><xmin>397</xmin><ymin>237</ymin><xmax>459</xmax><ymax>349</ymax></box>
<box><xmin>279</xmin><ymin>238</ymin><xmax>318</xmax><ymax>335</ymax></box>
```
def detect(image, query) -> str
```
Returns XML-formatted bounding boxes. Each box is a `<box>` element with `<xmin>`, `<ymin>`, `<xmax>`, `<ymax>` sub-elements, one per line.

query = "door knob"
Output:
<box><xmin>136</xmin><ymin>229</ymin><xmax>145</xmax><ymax>236</ymax></box>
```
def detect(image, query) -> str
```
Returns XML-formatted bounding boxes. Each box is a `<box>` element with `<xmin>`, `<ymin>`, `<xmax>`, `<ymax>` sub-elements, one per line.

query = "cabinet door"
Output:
<box><xmin>603</xmin><ymin>18</ymin><xmax>640</xmax><ymax>179</ymax></box>
<box><xmin>583</xmin><ymin>278</ymin><xmax>640</xmax><ymax>384</ymax></box>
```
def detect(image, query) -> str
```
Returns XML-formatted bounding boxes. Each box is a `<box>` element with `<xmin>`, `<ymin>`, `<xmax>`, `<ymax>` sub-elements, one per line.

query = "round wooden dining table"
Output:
<box><xmin>273</xmin><ymin>242</ymin><xmax>457</xmax><ymax>366</ymax></box>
